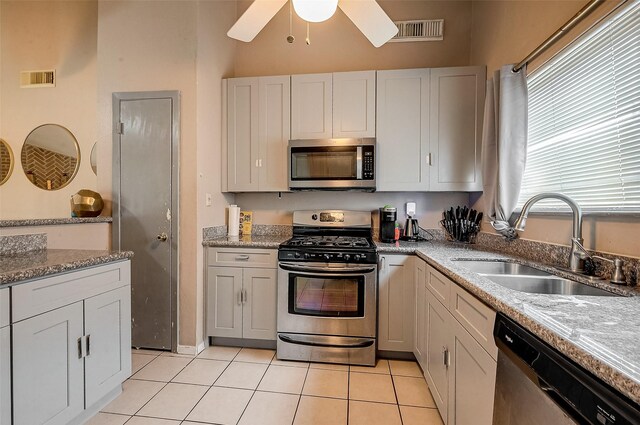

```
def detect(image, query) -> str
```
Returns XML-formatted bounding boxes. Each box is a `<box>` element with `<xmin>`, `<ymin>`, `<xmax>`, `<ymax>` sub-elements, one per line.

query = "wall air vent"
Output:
<box><xmin>20</xmin><ymin>70</ymin><xmax>56</xmax><ymax>88</ymax></box>
<box><xmin>389</xmin><ymin>19</ymin><xmax>444</xmax><ymax>42</ymax></box>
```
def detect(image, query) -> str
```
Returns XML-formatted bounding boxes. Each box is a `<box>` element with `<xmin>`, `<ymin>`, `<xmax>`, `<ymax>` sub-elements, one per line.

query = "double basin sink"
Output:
<box><xmin>453</xmin><ymin>260</ymin><xmax>619</xmax><ymax>297</ymax></box>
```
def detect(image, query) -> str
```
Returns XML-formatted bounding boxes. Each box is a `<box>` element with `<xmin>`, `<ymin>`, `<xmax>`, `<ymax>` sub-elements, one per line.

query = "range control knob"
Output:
<box><xmin>353</xmin><ymin>254</ymin><xmax>361</xmax><ymax>261</ymax></box>
<box><xmin>344</xmin><ymin>254</ymin><xmax>351</xmax><ymax>261</ymax></box>
<box><xmin>324</xmin><ymin>254</ymin><xmax>331</xmax><ymax>261</ymax></box>
<box><xmin>294</xmin><ymin>252</ymin><xmax>300</xmax><ymax>258</ymax></box>
<box><xmin>312</xmin><ymin>214</ymin><xmax>318</xmax><ymax>220</ymax></box>
<box><xmin>304</xmin><ymin>253</ymin><xmax>310</xmax><ymax>259</ymax></box>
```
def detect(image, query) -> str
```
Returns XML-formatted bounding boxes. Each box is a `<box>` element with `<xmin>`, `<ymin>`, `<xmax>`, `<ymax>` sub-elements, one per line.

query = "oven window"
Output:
<box><xmin>291</xmin><ymin>147</ymin><xmax>357</xmax><ymax>180</ymax></box>
<box><xmin>289</xmin><ymin>273</ymin><xmax>365</xmax><ymax>317</ymax></box>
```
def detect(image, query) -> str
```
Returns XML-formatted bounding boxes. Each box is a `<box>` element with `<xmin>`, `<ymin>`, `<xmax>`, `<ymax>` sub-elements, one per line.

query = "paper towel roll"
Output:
<box><xmin>228</xmin><ymin>205</ymin><xmax>240</xmax><ymax>237</ymax></box>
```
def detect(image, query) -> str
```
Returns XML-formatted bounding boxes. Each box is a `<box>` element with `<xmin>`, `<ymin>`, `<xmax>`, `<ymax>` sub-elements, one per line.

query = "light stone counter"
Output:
<box><xmin>0</xmin><ymin>249</ymin><xmax>133</xmax><ymax>286</ymax></box>
<box><xmin>377</xmin><ymin>239</ymin><xmax>640</xmax><ymax>405</ymax></box>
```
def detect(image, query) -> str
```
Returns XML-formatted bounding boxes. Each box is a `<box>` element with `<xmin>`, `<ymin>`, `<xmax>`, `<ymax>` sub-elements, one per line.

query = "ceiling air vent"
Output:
<box><xmin>20</xmin><ymin>70</ymin><xmax>56</xmax><ymax>88</ymax></box>
<box><xmin>389</xmin><ymin>19</ymin><xmax>444</xmax><ymax>42</ymax></box>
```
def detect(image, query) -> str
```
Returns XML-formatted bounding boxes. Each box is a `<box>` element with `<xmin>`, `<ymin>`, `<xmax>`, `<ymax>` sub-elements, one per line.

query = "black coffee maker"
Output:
<box><xmin>379</xmin><ymin>206</ymin><xmax>397</xmax><ymax>243</ymax></box>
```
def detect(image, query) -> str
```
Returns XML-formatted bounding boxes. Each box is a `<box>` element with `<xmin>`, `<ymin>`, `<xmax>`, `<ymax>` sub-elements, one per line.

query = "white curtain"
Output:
<box><xmin>481</xmin><ymin>64</ymin><xmax>528</xmax><ymax>239</ymax></box>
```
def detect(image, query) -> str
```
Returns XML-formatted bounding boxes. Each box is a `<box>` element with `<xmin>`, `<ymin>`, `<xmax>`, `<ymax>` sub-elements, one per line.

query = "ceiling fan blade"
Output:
<box><xmin>228</xmin><ymin>0</ymin><xmax>288</xmax><ymax>42</ymax></box>
<box><xmin>338</xmin><ymin>0</ymin><xmax>398</xmax><ymax>47</ymax></box>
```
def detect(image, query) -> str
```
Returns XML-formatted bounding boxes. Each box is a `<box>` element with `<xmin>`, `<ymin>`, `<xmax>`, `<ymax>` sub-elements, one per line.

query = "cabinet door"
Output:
<box><xmin>429</xmin><ymin>66</ymin><xmax>485</xmax><ymax>191</ymax></box>
<box><xmin>424</xmin><ymin>290</ymin><xmax>450</xmax><ymax>423</ymax></box>
<box><xmin>291</xmin><ymin>73</ymin><xmax>332</xmax><ymax>139</ymax></box>
<box><xmin>242</xmin><ymin>268</ymin><xmax>277</xmax><ymax>340</ymax></box>
<box><xmin>84</xmin><ymin>285</ymin><xmax>132</xmax><ymax>407</ymax></box>
<box><xmin>376</xmin><ymin>69</ymin><xmax>430</xmax><ymax>191</ymax></box>
<box><xmin>448</xmin><ymin>318</ymin><xmax>496</xmax><ymax>425</ymax></box>
<box><xmin>414</xmin><ymin>258</ymin><xmax>427</xmax><ymax>370</ymax></box>
<box><xmin>206</xmin><ymin>267</ymin><xmax>243</xmax><ymax>338</ymax></box>
<box><xmin>378</xmin><ymin>255</ymin><xmax>415</xmax><ymax>352</ymax></box>
<box><xmin>259</xmin><ymin>76</ymin><xmax>290</xmax><ymax>191</ymax></box>
<box><xmin>228</xmin><ymin>77</ymin><xmax>260</xmax><ymax>191</ymax></box>
<box><xmin>0</xmin><ymin>327</ymin><xmax>10</xmax><ymax>425</ymax></box>
<box><xmin>13</xmin><ymin>302</ymin><xmax>84</xmax><ymax>425</ymax></box>
<box><xmin>333</xmin><ymin>71</ymin><xmax>376</xmax><ymax>138</ymax></box>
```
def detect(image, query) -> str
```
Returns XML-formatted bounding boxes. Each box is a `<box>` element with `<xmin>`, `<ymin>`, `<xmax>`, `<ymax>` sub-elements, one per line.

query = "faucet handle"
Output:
<box><xmin>592</xmin><ymin>256</ymin><xmax>626</xmax><ymax>285</ymax></box>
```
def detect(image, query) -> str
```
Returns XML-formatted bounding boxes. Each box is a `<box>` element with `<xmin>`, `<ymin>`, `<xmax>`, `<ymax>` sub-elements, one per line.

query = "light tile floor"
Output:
<box><xmin>90</xmin><ymin>347</ymin><xmax>444</xmax><ymax>425</ymax></box>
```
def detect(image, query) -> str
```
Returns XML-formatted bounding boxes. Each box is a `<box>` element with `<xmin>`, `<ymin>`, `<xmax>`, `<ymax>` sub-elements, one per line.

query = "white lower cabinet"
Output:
<box><xmin>10</xmin><ymin>261</ymin><xmax>131</xmax><ymax>425</ymax></box>
<box><xmin>378</xmin><ymin>255</ymin><xmax>415</xmax><ymax>352</ymax></box>
<box><xmin>206</xmin><ymin>248</ymin><xmax>277</xmax><ymax>341</ymax></box>
<box><xmin>0</xmin><ymin>297</ymin><xmax>12</xmax><ymax>425</ymax></box>
<box><xmin>418</xmin><ymin>261</ymin><xmax>496</xmax><ymax>425</ymax></box>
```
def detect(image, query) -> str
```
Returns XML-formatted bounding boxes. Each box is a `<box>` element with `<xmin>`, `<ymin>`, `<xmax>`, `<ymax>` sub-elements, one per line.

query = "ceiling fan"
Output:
<box><xmin>227</xmin><ymin>0</ymin><xmax>399</xmax><ymax>48</ymax></box>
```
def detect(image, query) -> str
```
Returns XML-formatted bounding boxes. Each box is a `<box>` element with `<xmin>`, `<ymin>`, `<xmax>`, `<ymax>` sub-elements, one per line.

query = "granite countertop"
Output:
<box><xmin>0</xmin><ymin>217</ymin><xmax>113</xmax><ymax>227</ymax></box>
<box><xmin>0</xmin><ymin>249</ymin><xmax>133</xmax><ymax>286</ymax></box>
<box><xmin>203</xmin><ymin>234</ymin><xmax>289</xmax><ymax>249</ymax></box>
<box><xmin>377</xmin><ymin>239</ymin><xmax>640</xmax><ymax>405</ymax></box>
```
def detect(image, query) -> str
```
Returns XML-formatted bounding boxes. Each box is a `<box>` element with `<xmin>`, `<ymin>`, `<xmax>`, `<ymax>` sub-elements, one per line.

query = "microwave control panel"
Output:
<box><xmin>362</xmin><ymin>147</ymin><xmax>375</xmax><ymax>180</ymax></box>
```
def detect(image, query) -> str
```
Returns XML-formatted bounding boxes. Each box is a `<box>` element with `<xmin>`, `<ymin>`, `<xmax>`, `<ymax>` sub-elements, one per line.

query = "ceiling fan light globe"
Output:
<box><xmin>292</xmin><ymin>0</ymin><xmax>338</xmax><ymax>23</ymax></box>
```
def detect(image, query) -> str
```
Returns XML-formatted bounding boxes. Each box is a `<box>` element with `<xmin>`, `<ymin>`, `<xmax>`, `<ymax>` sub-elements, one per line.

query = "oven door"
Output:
<box><xmin>277</xmin><ymin>262</ymin><xmax>377</xmax><ymax>338</ymax></box>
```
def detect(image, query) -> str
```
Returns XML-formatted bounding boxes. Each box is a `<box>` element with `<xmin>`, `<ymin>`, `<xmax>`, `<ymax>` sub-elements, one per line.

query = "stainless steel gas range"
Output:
<box><xmin>277</xmin><ymin>210</ymin><xmax>377</xmax><ymax>366</ymax></box>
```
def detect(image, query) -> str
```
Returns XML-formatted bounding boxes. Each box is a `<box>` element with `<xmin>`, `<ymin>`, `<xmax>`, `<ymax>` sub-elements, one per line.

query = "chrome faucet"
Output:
<box><xmin>513</xmin><ymin>193</ymin><xmax>585</xmax><ymax>273</ymax></box>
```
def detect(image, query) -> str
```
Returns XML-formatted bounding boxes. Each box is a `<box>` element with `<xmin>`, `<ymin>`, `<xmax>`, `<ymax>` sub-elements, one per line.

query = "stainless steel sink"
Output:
<box><xmin>453</xmin><ymin>260</ymin><xmax>552</xmax><ymax>277</ymax></box>
<box><xmin>452</xmin><ymin>260</ymin><xmax>620</xmax><ymax>297</ymax></box>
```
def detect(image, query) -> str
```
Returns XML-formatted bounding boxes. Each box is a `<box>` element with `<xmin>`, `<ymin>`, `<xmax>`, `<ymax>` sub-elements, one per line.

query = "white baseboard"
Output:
<box><xmin>177</xmin><ymin>341</ymin><xmax>206</xmax><ymax>356</ymax></box>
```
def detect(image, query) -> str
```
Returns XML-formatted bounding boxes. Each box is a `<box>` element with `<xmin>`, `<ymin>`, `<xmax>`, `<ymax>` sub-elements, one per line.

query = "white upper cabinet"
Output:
<box><xmin>227</xmin><ymin>77</ymin><xmax>259</xmax><ymax>191</ymax></box>
<box><xmin>227</xmin><ymin>76</ymin><xmax>290</xmax><ymax>192</ymax></box>
<box><xmin>291</xmin><ymin>73</ymin><xmax>333</xmax><ymax>139</ymax></box>
<box><xmin>376</xmin><ymin>69</ymin><xmax>430</xmax><ymax>191</ymax></box>
<box><xmin>258</xmin><ymin>76</ymin><xmax>290</xmax><ymax>191</ymax></box>
<box><xmin>429</xmin><ymin>66</ymin><xmax>485</xmax><ymax>191</ymax></box>
<box><xmin>377</xmin><ymin>66</ymin><xmax>485</xmax><ymax>192</ymax></box>
<box><xmin>332</xmin><ymin>71</ymin><xmax>376</xmax><ymax>138</ymax></box>
<box><xmin>291</xmin><ymin>71</ymin><xmax>376</xmax><ymax>140</ymax></box>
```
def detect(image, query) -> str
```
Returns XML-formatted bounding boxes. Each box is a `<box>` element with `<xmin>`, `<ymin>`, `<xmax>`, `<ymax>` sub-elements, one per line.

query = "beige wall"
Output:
<box><xmin>470</xmin><ymin>0</ymin><xmax>639</xmax><ymax>258</ymax></box>
<box><xmin>195</xmin><ymin>0</ymin><xmax>237</xmax><ymax>349</ymax></box>
<box><xmin>0</xmin><ymin>0</ymin><xmax>98</xmax><ymax>219</ymax></box>
<box><xmin>97</xmin><ymin>0</ymin><xmax>202</xmax><ymax>348</ymax></box>
<box><xmin>234</xmin><ymin>0</ymin><xmax>473</xmax><ymax>77</ymax></box>
<box><xmin>0</xmin><ymin>223</ymin><xmax>109</xmax><ymax>250</ymax></box>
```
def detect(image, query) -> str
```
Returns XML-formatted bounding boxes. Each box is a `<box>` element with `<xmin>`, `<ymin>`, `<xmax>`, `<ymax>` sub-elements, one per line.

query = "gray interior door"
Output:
<box><xmin>113</xmin><ymin>92</ymin><xmax>179</xmax><ymax>351</ymax></box>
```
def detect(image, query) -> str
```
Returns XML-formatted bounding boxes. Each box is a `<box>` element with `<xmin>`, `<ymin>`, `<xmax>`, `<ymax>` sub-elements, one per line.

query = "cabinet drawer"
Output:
<box><xmin>449</xmin><ymin>283</ymin><xmax>498</xmax><ymax>360</ymax></box>
<box><xmin>427</xmin><ymin>266</ymin><xmax>450</xmax><ymax>307</ymax></box>
<box><xmin>0</xmin><ymin>288</ymin><xmax>8</xmax><ymax>328</ymax></box>
<box><xmin>12</xmin><ymin>261</ymin><xmax>131</xmax><ymax>323</ymax></box>
<box><xmin>208</xmin><ymin>248</ymin><xmax>277</xmax><ymax>269</ymax></box>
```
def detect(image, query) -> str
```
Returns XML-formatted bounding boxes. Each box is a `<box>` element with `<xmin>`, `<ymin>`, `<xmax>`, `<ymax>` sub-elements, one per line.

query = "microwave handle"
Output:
<box><xmin>357</xmin><ymin>146</ymin><xmax>363</xmax><ymax>180</ymax></box>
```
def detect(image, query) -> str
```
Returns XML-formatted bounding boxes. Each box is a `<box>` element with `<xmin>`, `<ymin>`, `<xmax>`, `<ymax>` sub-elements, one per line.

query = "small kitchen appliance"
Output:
<box><xmin>402</xmin><ymin>217</ymin><xmax>420</xmax><ymax>240</ymax></box>
<box><xmin>277</xmin><ymin>210</ymin><xmax>377</xmax><ymax>366</ymax></box>
<box><xmin>379</xmin><ymin>206</ymin><xmax>397</xmax><ymax>243</ymax></box>
<box><xmin>288</xmin><ymin>138</ymin><xmax>375</xmax><ymax>191</ymax></box>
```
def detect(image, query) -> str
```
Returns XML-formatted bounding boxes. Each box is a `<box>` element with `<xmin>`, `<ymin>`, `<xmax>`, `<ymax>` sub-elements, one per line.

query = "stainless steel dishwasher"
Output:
<box><xmin>493</xmin><ymin>314</ymin><xmax>640</xmax><ymax>425</ymax></box>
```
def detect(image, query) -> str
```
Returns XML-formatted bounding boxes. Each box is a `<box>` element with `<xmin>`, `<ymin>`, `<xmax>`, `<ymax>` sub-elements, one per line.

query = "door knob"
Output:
<box><xmin>157</xmin><ymin>232</ymin><xmax>168</xmax><ymax>242</ymax></box>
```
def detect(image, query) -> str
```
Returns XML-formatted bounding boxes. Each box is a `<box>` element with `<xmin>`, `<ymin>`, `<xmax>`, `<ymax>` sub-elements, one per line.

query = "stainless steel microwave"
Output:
<box><xmin>288</xmin><ymin>138</ymin><xmax>376</xmax><ymax>191</ymax></box>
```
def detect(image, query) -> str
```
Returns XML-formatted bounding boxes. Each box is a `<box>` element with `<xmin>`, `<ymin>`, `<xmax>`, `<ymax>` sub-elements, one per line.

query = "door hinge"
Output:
<box><xmin>117</xmin><ymin>122</ymin><xmax>124</xmax><ymax>134</ymax></box>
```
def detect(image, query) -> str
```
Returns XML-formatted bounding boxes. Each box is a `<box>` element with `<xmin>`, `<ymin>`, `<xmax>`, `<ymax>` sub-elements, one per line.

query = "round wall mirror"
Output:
<box><xmin>0</xmin><ymin>139</ymin><xmax>14</xmax><ymax>185</ymax></box>
<box><xmin>21</xmin><ymin>124</ymin><xmax>80</xmax><ymax>191</ymax></box>
<box><xmin>90</xmin><ymin>142</ymin><xmax>97</xmax><ymax>175</ymax></box>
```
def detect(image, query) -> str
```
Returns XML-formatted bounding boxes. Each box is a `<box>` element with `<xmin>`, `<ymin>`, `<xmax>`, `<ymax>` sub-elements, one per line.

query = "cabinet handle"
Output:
<box><xmin>255</xmin><ymin>159</ymin><xmax>259</xmax><ymax>167</ymax></box>
<box><xmin>235</xmin><ymin>255</ymin><xmax>250</xmax><ymax>261</ymax></box>
<box><xmin>242</xmin><ymin>289</ymin><xmax>248</xmax><ymax>304</ymax></box>
<box><xmin>426</xmin><ymin>153</ymin><xmax>432</xmax><ymax>166</ymax></box>
<box><xmin>258</xmin><ymin>159</ymin><xmax>263</xmax><ymax>167</ymax></box>
<box><xmin>380</xmin><ymin>256</ymin><xmax>385</xmax><ymax>271</ymax></box>
<box><xmin>443</xmin><ymin>346</ymin><xmax>450</xmax><ymax>368</ymax></box>
<box><xmin>86</xmin><ymin>335</ymin><xmax>91</xmax><ymax>357</ymax></box>
<box><xmin>77</xmin><ymin>337</ymin><xmax>84</xmax><ymax>359</ymax></box>
<box><xmin>238</xmin><ymin>291</ymin><xmax>243</xmax><ymax>306</ymax></box>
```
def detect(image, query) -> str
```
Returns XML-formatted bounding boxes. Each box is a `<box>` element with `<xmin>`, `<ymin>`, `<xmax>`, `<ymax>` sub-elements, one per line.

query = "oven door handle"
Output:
<box><xmin>278</xmin><ymin>334</ymin><xmax>375</xmax><ymax>349</ymax></box>
<box><xmin>279</xmin><ymin>263</ymin><xmax>376</xmax><ymax>274</ymax></box>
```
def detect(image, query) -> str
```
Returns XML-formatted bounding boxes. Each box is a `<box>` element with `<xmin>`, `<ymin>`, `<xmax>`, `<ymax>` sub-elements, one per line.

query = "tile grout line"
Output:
<box><xmin>389</xmin><ymin>365</ymin><xmax>405</xmax><ymax>425</ymax></box>
<box><xmin>289</xmin><ymin>360</ymin><xmax>312</xmax><ymax>425</ymax></box>
<box><xmin>231</xmin><ymin>350</ymin><xmax>275</xmax><ymax>425</ymax></box>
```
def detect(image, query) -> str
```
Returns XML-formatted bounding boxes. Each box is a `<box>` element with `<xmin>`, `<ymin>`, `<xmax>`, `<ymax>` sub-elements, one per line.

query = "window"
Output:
<box><xmin>518</xmin><ymin>2</ymin><xmax>640</xmax><ymax>212</ymax></box>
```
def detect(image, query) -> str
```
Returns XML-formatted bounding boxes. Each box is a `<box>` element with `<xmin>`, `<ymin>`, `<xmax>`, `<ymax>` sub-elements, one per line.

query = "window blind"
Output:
<box><xmin>518</xmin><ymin>2</ymin><xmax>640</xmax><ymax>212</ymax></box>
